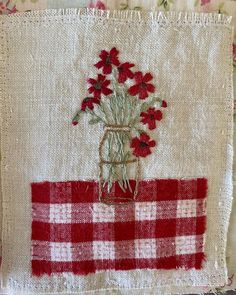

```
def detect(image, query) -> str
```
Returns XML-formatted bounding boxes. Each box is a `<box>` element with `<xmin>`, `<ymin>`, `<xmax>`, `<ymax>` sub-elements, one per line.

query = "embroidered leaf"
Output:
<box><xmin>140</xmin><ymin>97</ymin><xmax>162</xmax><ymax>113</ymax></box>
<box><xmin>89</xmin><ymin>117</ymin><xmax>103</xmax><ymax>125</ymax></box>
<box><xmin>218</xmin><ymin>3</ymin><xmax>227</xmax><ymax>14</ymax></box>
<box><xmin>133</xmin><ymin>128</ymin><xmax>145</xmax><ymax>137</ymax></box>
<box><xmin>140</xmin><ymin>102</ymin><xmax>150</xmax><ymax>112</ymax></box>
<box><xmin>72</xmin><ymin>111</ymin><xmax>82</xmax><ymax>125</ymax></box>
<box><xmin>157</xmin><ymin>0</ymin><xmax>164</xmax><ymax>6</ymax></box>
<box><xmin>157</xmin><ymin>0</ymin><xmax>172</xmax><ymax>10</ymax></box>
<box><xmin>133</xmin><ymin>6</ymin><xmax>142</xmax><ymax>10</ymax></box>
<box><xmin>120</xmin><ymin>3</ymin><xmax>129</xmax><ymax>10</ymax></box>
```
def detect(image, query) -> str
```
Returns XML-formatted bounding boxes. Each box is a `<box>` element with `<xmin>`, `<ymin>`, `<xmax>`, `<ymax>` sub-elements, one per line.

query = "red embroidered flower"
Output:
<box><xmin>88</xmin><ymin>74</ymin><xmax>113</xmax><ymax>98</ymax></box>
<box><xmin>161</xmin><ymin>100</ymin><xmax>168</xmax><ymax>108</ymax></box>
<box><xmin>88</xmin><ymin>0</ymin><xmax>106</xmax><ymax>10</ymax></box>
<box><xmin>128</xmin><ymin>72</ymin><xmax>155</xmax><ymax>100</ymax></box>
<box><xmin>201</xmin><ymin>0</ymin><xmax>211</xmax><ymax>5</ymax></box>
<box><xmin>117</xmin><ymin>62</ymin><xmax>135</xmax><ymax>83</ymax></box>
<box><xmin>131</xmin><ymin>133</ymin><xmax>156</xmax><ymax>158</ymax></box>
<box><xmin>81</xmin><ymin>97</ymin><xmax>100</xmax><ymax>111</ymax></box>
<box><xmin>94</xmin><ymin>47</ymin><xmax>120</xmax><ymax>74</ymax></box>
<box><xmin>140</xmin><ymin>108</ymin><xmax>162</xmax><ymax>130</ymax></box>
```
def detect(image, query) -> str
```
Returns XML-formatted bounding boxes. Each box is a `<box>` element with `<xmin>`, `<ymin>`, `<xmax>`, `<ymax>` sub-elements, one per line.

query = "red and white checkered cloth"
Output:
<box><xmin>31</xmin><ymin>178</ymin><xmax>207</xmax><ymax>276</ymax></box>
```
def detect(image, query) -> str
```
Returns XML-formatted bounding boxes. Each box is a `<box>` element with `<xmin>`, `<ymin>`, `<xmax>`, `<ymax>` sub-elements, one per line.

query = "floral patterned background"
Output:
<box><xmin>0</xmin><ymin>0</ymin><xmax>236</xmax><ymax>293</ymax></box>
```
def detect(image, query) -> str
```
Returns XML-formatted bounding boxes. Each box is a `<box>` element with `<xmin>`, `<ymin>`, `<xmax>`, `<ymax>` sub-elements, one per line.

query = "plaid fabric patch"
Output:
<box><xmin>31</xmin><ymin>178</ymin><xmax>207</xmax><ymax>276</ymax></box>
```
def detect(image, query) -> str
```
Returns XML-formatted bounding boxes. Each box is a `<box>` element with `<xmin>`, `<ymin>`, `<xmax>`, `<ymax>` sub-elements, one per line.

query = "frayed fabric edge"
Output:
<box><xmin>0</xmin><ymin>8</ymin><xmax>232</xmax><ymax>26</ymax></box>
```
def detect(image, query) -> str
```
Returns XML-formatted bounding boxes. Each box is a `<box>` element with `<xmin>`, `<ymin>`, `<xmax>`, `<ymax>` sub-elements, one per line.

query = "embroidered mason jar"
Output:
<box><xmin>72</xmin><ymin>47</ymin><xmax>167</xmax><ymax>205</ymax></box>
<box><xmin>99</xmin><ymin>125</ymin><xmax>140</xmax><ymax>205</ymax></box>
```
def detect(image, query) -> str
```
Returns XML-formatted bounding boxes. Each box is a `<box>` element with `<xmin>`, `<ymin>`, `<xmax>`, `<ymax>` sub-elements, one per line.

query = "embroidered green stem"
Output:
<box><xmin>101</xmin><ymin>129</ymin><xmax>133</xmax><ymax>193</ymax></box>
<box><xmin>73</xmin><ymin>47</ymin><xmax>167</xmax><ymax>204</ymax></box>
<box><xmin>85</xmin><ymin>70</ymin><xmax>163</xmax><ymax>192</ymax></box>
<box><xmin>86</xmin><ymin>108</ymin><xmax>106</xmax><ymax>125</ymax></box>
<box><xmin>157</xmin><ymin>0</ymin><xmax>174</xmax><ymax>11</ymax></box>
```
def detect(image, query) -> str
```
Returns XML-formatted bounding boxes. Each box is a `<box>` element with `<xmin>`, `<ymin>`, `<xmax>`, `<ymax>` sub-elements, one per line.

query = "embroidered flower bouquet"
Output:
<box><xmin>73</xmin><ymin>47</ymin><xmax>167</xmax><ymax>204</ymax></box>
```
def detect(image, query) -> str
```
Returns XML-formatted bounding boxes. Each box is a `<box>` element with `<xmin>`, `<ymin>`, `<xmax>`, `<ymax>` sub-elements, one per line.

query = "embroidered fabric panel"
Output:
<box><xmin>31</xmin><ymin>178</ymin><xmax>207</xmax><ymax>276</ymax></box>
<box><xmin>0</xmin><ymin>5</ymin><xmax>235</xmax><ymax>291</ymax></box>
<box><xmin>0</xmin><ymin>8</ymin><xmax>232</xmax><ymax>293</ymax></box>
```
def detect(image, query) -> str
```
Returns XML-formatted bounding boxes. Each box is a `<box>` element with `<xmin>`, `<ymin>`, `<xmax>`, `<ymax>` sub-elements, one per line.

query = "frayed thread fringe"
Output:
<box><xmin>0</xmin><ymin>8</ymin><xmax>232</xmax><ymax>26</ymax></box>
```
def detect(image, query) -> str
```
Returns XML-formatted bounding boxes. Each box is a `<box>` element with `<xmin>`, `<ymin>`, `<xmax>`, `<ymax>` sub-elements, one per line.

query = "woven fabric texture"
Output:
<box><xmin>31</xmin><ymin>178</ymin><xmax>207</xmax><ymax>276</ymax></box>
<box><xmin>0</xmin><ymin>9</ymin><xmax>233</xmax><ymax>294</ymax></box>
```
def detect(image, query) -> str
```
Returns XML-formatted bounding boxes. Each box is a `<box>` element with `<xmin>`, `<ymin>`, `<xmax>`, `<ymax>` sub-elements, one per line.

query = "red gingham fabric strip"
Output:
<box><xmin>31</xmin><ymin>178</ymin><xmax>207</xmax><ymax>276</ymax></box>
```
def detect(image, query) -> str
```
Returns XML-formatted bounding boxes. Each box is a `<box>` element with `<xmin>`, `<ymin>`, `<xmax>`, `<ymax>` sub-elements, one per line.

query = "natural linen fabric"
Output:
<box><xmin>0</xmin><ymin>9</ymin><xmax>233</xmax><ymax>294</ymax></box>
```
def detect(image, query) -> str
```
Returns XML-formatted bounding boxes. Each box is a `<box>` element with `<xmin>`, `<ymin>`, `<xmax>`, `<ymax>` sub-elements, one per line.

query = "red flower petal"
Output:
<box><xmin>98</xmin><ymin>74</ymin><xmax>106</xmax><ymax>81</ymax></box>
<box><xmin>148</xmin><ymin>120</ymin><xmax>156</xmax><ymax>130</ymax></box>
<box><xmin>102</xmin><ymin>80</ymin><xmax>110</xmax><ymax>87</ymax></box>
<box><xmin>103</xmin><ymin>64</ymin><xmax>112</xmax><ymax>74</ymax></box>
<box><xmin>140</xmin><ymin>112</ymin><xmax>146</xmax><ymax>118</ymax></box>
<box><xmin>128</xmin><ymin>85</ymin><xmax>140</xmax><ymax>96</ymax></box>
<box><xmin>110</xmin><ymin>47</ymin><xmax>120</xmax><ymax>65</ymax></box>
<box><xmin>140</xmin><ymin>133</ymin><xmax>150</xmax><ymax>142</ymax></box>
<box><xmin>118</xmin><ymin>62</ymin><xmax>134</xmax><ymax>83</ymax></box>
<box><xmin>129</xmin><ymin>62</ymin><xmax>135</xmax><ymax>68</ymax></box>
<box><xmin>162</xmin><ymin>100</ymin><xmax>168</xmax><ymax>108</ymax></box>
<box><xmin>110</xmin><ymin>47</ymin><xmax>119</xmax><ymax>57</ymax></box>
<box><xmin>93</xmin><ymin>97</ymin><xmax>100</xmax><ymax>104</ymax></box>
<box><xmin>148</xmin><ymin>107</ymin><xmax>155</xmax><ymax>113</ymax></box>
<box><xmin>127</xmin><ymin>70</ymin><xmax>134</xmax><ymax>79</ymax></box>
<box><xmin>149</xmin><ymin>140</ymin><xmax>156</xmax><ymax>147</ymax></box>
<box><xmin>143</xmin><ymin>73</ymin><xmax>153</xmax><ymax>82</ymax></box>
<box><xmin>154</xmin><ymin>110</ymin><xmax>163</xmax><ymax>121</ymax></box>
<box><xmin>87</xmin><ymin>78</ymin><xmax>97</xmax><ymax>85</ymax></box>
<box><xmin>123</xmin><ymin>62</ymin><xmax>133</xmax><ymax>68</ymax></box>
<box><xmin>94</xmin><ymin>60</ymin><xmax>104</xmax><ymax>69</ymax></box>
<box><xmin>88</xmin><ymin>86</ymin><xmax>95</xmax><ymax>94</ymax></box>
<box><xmin>134</xmin><ymin>71</ymin><xmax>143</xmax><ymax>83</ymax></box>
<box><xmin>118</xmin><ymin>72</ymin><xmax>127</xmax><ymax>83</ymax></box>
<box><xmin>100</xmin><ymin>50</ymin><xmax>108</xmax><ymax>59</ymax></box>
<box><xmin>102</xmin><ymin>87</ymin><xmax>113</xmax><ymax>96</ymax></box>
<box><xmin>94</xmin><ymin>89</ymin><xmax>101</xmax><ymax>98</ymax></box>
<box><xmin>110</xmin><ymin>57</ymin><xmax>120</xmax><ymax>67</ymax></box>
<box><xmin>139</xmin><ymin>88</ymin><xmax>149</xmax><ymax>100</ymax></box>
<box><xmin>133</xmin><ymin>147</ymin><xmax>151</xmax><ymax>158</ymax></box>
<box><xmin>146</xmin><ymin>83</ymin><xmax>155</xmax><ymax>93</ymax></box>
<box><xmin>130</xmin><ymin>137</ymin><xmax>140</xmax><ymax>148</ymax></box>
<box><xmin>139</xmin><ymin>148</ymin><xmax>151</xmax><ymax>157</ymax></box>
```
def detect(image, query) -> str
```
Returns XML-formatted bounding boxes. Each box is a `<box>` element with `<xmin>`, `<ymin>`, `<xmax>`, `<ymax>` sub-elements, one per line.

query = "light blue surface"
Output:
<box><xmin>47</xmin><ymin>0</ymin><xmax>89</xmax><ymax>9</ymax></box>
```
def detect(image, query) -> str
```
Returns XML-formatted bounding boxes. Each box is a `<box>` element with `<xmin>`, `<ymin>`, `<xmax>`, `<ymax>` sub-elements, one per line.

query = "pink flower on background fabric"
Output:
<box><xmin>201</xmin><ymin>0</ymin><xmax>211</xmax><ymax>5</ymax></box>
<box><xmin>88</xmin><ymin>0</ymin><xmax>106</xmax><ymax>10</ymax></box>
<box><xmin>0</xmin><ymin>0</ymin><xmax>17</xmax><ymax>14</ymax></box>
